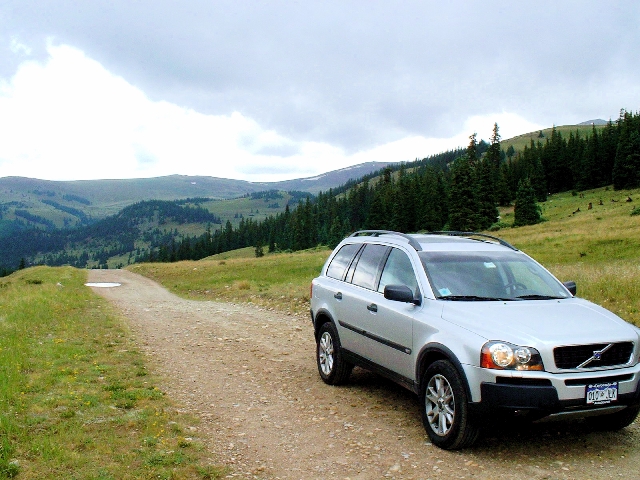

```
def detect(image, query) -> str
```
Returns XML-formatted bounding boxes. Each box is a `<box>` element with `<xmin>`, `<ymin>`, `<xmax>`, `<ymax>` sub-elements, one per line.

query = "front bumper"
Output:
<box><xmin>471</xmin><ymin>373</ymin><xmax>640</xmax><ymax>418</ymax></box>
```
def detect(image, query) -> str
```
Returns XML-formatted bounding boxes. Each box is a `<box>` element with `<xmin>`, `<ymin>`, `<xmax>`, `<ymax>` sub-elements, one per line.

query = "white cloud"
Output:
<box><xmin>0</xmin><ymin>43</ymin><xmax>544</xmax><ymax>183</ymax></box>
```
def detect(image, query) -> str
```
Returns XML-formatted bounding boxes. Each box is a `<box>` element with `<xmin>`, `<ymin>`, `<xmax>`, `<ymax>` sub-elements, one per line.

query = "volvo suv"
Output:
<box><xmin>309</xmin><ymin>230</ymin><xmax>640</xmax><ymax>449</ymax></box>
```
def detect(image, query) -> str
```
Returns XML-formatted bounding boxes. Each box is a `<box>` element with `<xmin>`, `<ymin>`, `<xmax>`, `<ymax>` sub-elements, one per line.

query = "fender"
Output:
<box><xmin>312</xmin><ymin>308</ymin><xmax>338</xmax><ymax>339</ymax></box>
<box><xmin>415</xmin><ymin>342</ymin><xmax>473</xmax><ymax>399</ymax></box>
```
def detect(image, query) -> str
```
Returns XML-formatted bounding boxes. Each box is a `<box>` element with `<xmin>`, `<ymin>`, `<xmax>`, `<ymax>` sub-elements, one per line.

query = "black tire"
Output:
<box><xmin>420</xmin><ymin>360</ymin><xmax>480</xmax><ymax>450</ymax></box>
<box><xmin>316</xmin><ymin>322</ymin><xmax>352</xmax><ymax>385</ymax></box>
<box><xmin>586</xmin><ymin>404</ymin><xmax>640</xmax><ymax>431</ymax></box>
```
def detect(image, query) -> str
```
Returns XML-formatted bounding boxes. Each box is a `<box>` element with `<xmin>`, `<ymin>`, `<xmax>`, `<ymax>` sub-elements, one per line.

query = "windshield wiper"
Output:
<box><xmin>438</xmin><ymin>295</ymin><xmax>515</xmax><ymax>301</ymax></box>
<box><xmin>515</xmin><ymin>294</ymin><xmax>565</xmax><ymax>300</ymax></box>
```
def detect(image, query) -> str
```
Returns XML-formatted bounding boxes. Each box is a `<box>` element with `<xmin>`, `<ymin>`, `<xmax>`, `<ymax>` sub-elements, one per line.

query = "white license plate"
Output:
<box><xmin>586</xmin><ymin>382</ymin><xmax>618</xmax><ymax>405</ymax></box>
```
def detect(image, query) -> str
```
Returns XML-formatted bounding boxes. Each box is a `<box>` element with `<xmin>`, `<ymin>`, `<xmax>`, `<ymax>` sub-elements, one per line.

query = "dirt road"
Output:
<box><xmin>87</xmin><ymin>269</ymin><xmax>640</xmax><ymax>479</ymax></box>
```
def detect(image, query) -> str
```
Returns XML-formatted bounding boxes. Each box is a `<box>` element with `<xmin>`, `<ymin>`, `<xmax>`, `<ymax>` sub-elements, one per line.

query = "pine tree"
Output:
<box><xmin>506</xmin><ymin>145</ymin><xmax>516</xmax><ymax>162</ymax></box>
<box><xmin>417</xmin><ymin>167</ymin><xmax>448</xmax><ymax>231</ymax></box>
<box><xmin>513</xmin><ymin>178</ymin><xmax>541</xmax><ymax>227</ymax></box>
<box><xmin>612</xmin><ymin>111</ymin><xmax>640</xmax><ymax>190</ymax></box>
<box><xmin>447</xmin><ymin>156</ymin><xmax>481</xmax><ymax>231</ymax></box>
<box><xmin>475</xmin><ymin>123</ymin><xmax>501</xmax><ymax>228</ymax></box>
<box><xmin>466</xmin><ymin>133</ymin><xmax>479</xmax><ymax>166</ymax></box>
<box><xmin>475</xmin><ymin>159</ymin><xmax>499</xmax><ymax>229</ymax></box>
<box><xmin>391</xmin><ymin>166</ymin><xmax>415</xmax><ymax>232</ymax></box>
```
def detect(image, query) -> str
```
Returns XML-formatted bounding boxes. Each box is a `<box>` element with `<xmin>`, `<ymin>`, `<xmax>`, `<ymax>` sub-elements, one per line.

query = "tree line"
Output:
<box><xmin>145</xmin><ymin>109</ymin><xmax>640</xmax><ymax>262</ymax></box>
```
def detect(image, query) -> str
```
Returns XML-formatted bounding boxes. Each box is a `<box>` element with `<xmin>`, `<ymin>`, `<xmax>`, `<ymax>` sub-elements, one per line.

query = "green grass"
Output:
<box><xmin>494</xmin><ymin>186</ymin><xmax>640</xmax><ymax>326</ymax></box>
<box><xmin>0</xmin><ymin>267</ymin><xmax>226</xmax><ymax>479</ymax></box>
<box><xmin>132</xmin><ymin>186</ymin><xmax>640</xmax><ymax>327</ymax></box>
<box><xmin>201</xmin><ymin>195</ymin><xmax>290</xmax><ymax>229</ymax></box>
<box><xmin>130</xmin><ymin>247</ymin><xmax>331</xmax><ymax>317</ymax></box>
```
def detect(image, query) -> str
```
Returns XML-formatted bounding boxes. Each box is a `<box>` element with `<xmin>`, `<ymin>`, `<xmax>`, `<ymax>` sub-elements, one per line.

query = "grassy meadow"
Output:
<box><xmin>131</xmin><ymin>186</ymin><xmax>640</xmax><ymax>327</ymax></box>
<box><xmin>0</xmin><ymin>267</ymin><xmax>225</xmax><ymax>479</ymax></box>
<box><xmin>130</xmin><ymin>247</ymin><xmax>331</xmax><ymax>317</ymax></box>
<box><xmin>1</xmin><ymin>184</ymin><xmax>639</xmax><ymax>478</ymax></box>
<box><xmin>496</xmin><ymin>186</ymin><xmax>640</xmax><ymax>326</ymax></box>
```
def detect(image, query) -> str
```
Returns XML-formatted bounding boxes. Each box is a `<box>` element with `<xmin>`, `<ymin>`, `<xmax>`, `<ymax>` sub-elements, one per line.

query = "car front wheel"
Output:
<box><xmin>421</xmin><ymin>360</ymin><xmax>480</xmax><ymax>449</ymax></box>
<box><xmin>586</xmin><ymin>404</ymin><xmax>640</xmax><ymax>431</ymax></box>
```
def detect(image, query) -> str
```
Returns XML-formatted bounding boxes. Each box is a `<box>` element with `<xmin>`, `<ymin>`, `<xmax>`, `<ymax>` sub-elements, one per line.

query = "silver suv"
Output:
<box><xmin>310</xmin><ymin>230</ymin><xmax>640</xmax><ymax>449</ymax></box>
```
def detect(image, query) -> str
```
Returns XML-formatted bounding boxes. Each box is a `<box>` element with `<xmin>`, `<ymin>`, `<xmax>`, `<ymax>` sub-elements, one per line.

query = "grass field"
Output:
<box><xmin>2</xmin><ymin>184</ymin><xmax>640</xmax><ymax>478</ymax></box>
<box><xmin>0</xmin><ymin>267</ymin><xmax>225</xmax><ymax>479</ymax></box>
<box><xmin>131</xmin><ymin>186</ymin><xmax>640</xmax><ymax>327</ymax></box>
<box><xmin>130</xmin><ymin>247</ymin><xmax>330</xmax><ymax>317</ymax></box>
<box><xmin>491</xmin><ymin>186</ymin><xmax>640</xmax><ymax>326</ymax></box>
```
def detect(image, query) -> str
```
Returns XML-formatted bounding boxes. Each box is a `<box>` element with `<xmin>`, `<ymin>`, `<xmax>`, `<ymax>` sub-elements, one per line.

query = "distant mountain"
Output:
<box><xmin>577</xmin><ymin>119</ymin><xmax>608</xmax><ymax>126</ymax></box>
<box><xmin>0</xmin><ymin>162</ymin><xmax>396</xmax><ymax>226</ymax></box>
<box><xmin>0</xmin><ymin>161</ymin><xmax>401</xmax><ymax>271</ymax></box>
<box><xmin>260</xmin><ymin>162</ymin><xmax>399</xmax><ymax>194</ymax></box>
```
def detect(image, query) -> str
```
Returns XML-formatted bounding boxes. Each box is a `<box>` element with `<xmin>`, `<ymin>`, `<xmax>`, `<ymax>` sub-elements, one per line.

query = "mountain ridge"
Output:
<box><xmin>0</xmin><ymin>161</ymin><xmax>397</xmax><ymax>224</ymax></box>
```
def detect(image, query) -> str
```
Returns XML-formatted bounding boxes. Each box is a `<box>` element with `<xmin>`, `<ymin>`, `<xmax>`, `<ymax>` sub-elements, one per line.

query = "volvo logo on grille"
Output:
<box><xmin>577</xmin><ymin>344</ymin><xmax>612</xmax><ymax>368</ymax></box>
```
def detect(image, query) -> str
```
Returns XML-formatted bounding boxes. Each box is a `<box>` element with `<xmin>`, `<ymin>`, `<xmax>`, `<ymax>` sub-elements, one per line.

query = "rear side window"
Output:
<box><xmin>326</xmin><ymin>243</ymin><xmax>361</xmax><ymax>280</ymax></box>
<box><xmin>351</xmin><ymin>244</ymin><xmax>389</xmax><ymax>290</ymax></box>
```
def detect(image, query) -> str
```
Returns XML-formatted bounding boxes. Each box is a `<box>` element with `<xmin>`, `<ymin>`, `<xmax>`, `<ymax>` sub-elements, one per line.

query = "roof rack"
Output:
<box><xmin>426</xmin><ymin>231</ymin><xmax>518</xmax><ymax>251</ymax></box>
<box><xmin>349</xmin><ymin>230</ymin><xmax>423</xmax><ymax>251</ymax></box>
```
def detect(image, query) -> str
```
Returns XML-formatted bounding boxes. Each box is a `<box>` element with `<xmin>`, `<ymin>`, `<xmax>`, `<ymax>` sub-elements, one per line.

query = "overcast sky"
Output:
<box><xmin>1</xmin><ymin>1</ymin><xmax>639</xmax><ymax>182</ymax></box>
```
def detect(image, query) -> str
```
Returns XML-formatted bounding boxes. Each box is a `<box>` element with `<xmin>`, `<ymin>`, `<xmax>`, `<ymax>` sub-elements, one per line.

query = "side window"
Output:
<box><xmin>351</xmin><ymin>244</ymin><xmax>389</xmax><ymax>290</ymax></box>
<box><xmin>326</xmin><ymin>243</ymin><xmax>361</xmax><ymax>280</ymax></box>
<box><xmin>378</xmin><ymin>248</ymin><xmax>419</xmax><ymax>296</ymax></box>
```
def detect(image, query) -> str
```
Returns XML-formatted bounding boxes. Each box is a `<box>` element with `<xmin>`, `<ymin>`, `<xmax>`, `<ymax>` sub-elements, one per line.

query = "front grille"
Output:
<box><xmin>553</xmin><ymin>342</ymin><xmax>634</xmax><ymax>369</ymax></box>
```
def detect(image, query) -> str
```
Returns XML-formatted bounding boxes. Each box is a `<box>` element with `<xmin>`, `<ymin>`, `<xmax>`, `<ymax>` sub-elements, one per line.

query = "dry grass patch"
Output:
<box><xmin>130</xmin><ymin>247</ymin><xmax>331</xmax><ymax>316</ymax></box>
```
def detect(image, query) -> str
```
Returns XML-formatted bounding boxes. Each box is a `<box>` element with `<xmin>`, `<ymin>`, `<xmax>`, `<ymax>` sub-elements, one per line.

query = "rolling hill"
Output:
<box><xmin>0</xmin><ymin>162</ymin><xmax>396</xmax><ymax>229</ymax></box>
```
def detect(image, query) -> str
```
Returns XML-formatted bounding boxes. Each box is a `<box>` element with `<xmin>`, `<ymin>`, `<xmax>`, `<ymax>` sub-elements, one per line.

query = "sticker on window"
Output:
<box><xmin>438</xmin><ymin>288</ymin><xmax>452</xmax><ymax>296</ymax></box>
<box><xmin>484</xmin><ymin>262</ymin><xmax>496</xmax><ymax>269</ymax></box>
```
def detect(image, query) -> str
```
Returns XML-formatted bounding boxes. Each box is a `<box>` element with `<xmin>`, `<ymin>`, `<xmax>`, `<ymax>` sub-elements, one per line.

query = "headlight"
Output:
<box><xmin>481</xmin><ymin>341</ymin><xmax>544</xmax><ymax>371</ymax></box>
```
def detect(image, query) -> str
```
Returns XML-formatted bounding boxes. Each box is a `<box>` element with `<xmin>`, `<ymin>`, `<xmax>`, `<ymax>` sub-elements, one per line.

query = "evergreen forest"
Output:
<box><xmin>146</xmin><ymin>110</ymin><xmax>640</xmax><ymax>262</ymax></box>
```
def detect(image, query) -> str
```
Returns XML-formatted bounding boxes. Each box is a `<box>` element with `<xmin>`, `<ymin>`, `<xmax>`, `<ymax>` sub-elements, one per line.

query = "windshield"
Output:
<box><xmin>419</xmin><ymin>251</ymin><xmax>570</xmax><ymax>301</ymax></box>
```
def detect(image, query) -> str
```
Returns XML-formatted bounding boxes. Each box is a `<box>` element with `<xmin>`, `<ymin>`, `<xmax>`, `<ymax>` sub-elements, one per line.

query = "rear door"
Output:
<box><xmin>340</xmin><ymin>245</ymin><xmax>418</xmax><ymax>380</ymax></box>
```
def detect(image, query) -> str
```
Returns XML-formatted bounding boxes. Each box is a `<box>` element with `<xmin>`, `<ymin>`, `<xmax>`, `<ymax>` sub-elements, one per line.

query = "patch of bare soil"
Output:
<box><xmin>88</xmin><ymin>269</ymin><xmax>640</xmax><ymax>479</ymax></box>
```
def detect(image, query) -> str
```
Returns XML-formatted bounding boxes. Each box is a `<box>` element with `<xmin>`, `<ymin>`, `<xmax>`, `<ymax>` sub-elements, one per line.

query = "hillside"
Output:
<box><xmin>0</xmin><ymin>200</ymin><xmax>225</xmax><ymax>270</ymax></box>
<box><xmin>501</xmin><ymin>122</ymin><xmax>609</xmax><ymax>155</ymax></box>
<box><xmin>0</xmin><ymin>162</ymin><xmax>395</xmax><ymax>225</ymax></box>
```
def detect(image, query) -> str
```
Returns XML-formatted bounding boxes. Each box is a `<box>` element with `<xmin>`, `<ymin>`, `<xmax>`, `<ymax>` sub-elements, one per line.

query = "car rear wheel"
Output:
<box><xmin>316</xmin><ymin>322</ymin><xmax>352</xmax><ymax>385</ymax></box>
<box><xmin>421</xmin><ymin>360</ymin><xmax>480</xmax><ymax>449</ymax></box>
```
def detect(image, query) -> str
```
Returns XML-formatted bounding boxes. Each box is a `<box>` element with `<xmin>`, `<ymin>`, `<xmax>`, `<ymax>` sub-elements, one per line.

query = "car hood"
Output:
<box><xmin>440</xmin><ymin>298</ymin><xmax>639</xmax><ymax>347</ymax></box>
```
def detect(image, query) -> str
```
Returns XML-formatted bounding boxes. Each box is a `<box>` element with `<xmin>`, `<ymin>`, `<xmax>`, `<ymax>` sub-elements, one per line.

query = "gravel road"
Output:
<box><xmin>87</xmin><ymin>269</ymin><xmax>640</xmax><ymax>480</ymax></box>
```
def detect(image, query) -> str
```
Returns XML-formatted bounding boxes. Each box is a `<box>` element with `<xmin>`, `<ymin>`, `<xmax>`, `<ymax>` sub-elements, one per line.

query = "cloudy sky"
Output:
<box><xmin>1</xmin><ymin>1</ymin><xmax>639</xmax><ymax>182</ymax></box>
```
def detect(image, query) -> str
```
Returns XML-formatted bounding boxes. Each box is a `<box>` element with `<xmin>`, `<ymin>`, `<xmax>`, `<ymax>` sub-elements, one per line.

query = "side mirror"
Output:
<box><xmin>563</xmin><ymin>281</ymin><xmax>577</xmax><ymax>296</ymax></box>
<box><xmin>384</xmin><ymin>284</ymin><xmax>421</xmax><ymax>305</ymax></box>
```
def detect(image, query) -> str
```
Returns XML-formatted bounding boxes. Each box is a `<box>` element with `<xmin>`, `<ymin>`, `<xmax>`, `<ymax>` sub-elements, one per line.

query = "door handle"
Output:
<box><xmin>367</xmin><ymin>303</ymin><xmax>378</xmax><ymax>313</ymax></box>
<box><xmin>334</xmin><ymin>292</ymin><xmax>342</xmax><ymax>300</ymax></box>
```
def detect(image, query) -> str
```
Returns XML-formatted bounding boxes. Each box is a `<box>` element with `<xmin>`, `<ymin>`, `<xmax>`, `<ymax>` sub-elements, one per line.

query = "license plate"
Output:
<box><xmin>586</xmin><ymin>382</ymin><xmax>618</xmax><ymax>405</ymax></box>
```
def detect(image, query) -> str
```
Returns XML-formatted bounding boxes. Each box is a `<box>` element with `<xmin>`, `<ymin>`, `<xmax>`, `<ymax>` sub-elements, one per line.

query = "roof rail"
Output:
<box><xmin>426</xmin><ymin>231</ymin><xmax>518</xmax><ymax>251</ymax></box>
<box><xmin>349</xmin><ymin>230</ymin><xmax>423</xmax><ymax>251</ymax></box>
